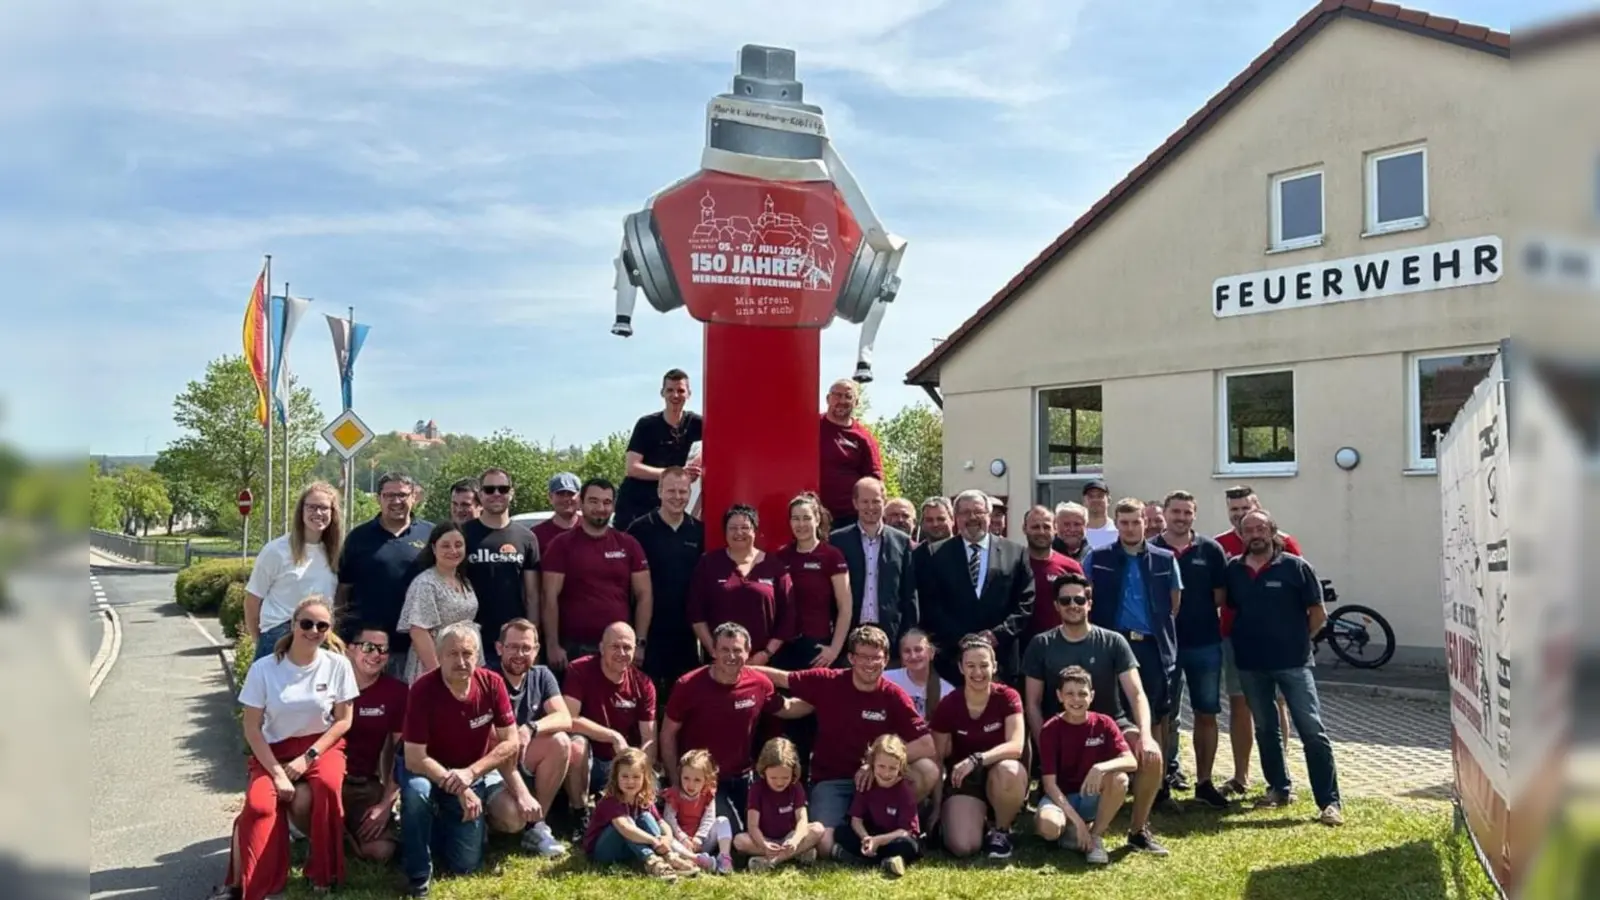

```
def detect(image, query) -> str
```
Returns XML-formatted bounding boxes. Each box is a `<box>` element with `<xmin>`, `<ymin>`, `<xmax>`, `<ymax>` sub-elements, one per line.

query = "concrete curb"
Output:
<box><xmin>1314</xmin><ymin>678</ymin><xmax>1448</xmax><ymax>704</ymax></box>
<box><xmin>89</xmin><ymin>606</ymin><xmax>122</xmax><ymax>699</ymax></box>
<box><xmin>219</xmin><ymin>645</ymin><xmax>241</xmax><ymax>699</ymax></box>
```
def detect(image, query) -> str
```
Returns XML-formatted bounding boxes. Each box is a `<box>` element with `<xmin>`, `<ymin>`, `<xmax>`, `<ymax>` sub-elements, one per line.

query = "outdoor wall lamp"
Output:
<box><xmin>1334</xmin><ymin>446</ymin><xmax>1361</xmax><ymax>471</ymax></box>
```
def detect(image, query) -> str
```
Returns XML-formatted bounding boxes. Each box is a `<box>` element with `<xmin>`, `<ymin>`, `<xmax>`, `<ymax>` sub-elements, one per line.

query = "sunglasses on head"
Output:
<box><xmin>1054</xmin><ymin>594</ymin><xmax>1090</xmax><ymax>606</ymax></box>
<box><xmin>298</xmin><ymin>618</ymin><xmax>332</xmax><ymax>633</ymax></box>
<box><xmin>481</xmin><ymin>485</ymin><xmax>511</xmax><ymax>494</ymax></box>
<box><xmin>353</xmin><ymin>641</ymin><xmax>389</xmax><ymax>655</ymax></box>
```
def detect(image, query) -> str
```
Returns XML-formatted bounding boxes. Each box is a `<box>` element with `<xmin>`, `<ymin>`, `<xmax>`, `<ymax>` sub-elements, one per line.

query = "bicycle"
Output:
<box><xmin>1313</xmin><ymin>579</ymin><xmax>1396</xmax><ymax>669</ymax></box>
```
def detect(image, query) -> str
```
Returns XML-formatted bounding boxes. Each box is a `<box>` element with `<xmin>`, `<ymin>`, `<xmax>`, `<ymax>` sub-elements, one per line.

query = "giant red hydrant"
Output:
<box><xmin>611</xmin><ymin>45</ymin><xmax>907</xmax><ymax>549</ymax></box>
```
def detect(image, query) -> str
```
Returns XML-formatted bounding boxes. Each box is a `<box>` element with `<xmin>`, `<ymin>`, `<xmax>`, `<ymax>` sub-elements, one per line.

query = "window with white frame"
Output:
<box><xmin>1035</xmin><ymin>384</ymin><xmax>1104</xmax><ymax>508</ymax></box>
<box><xmin>1409</xmin><ymin>349</ymin><xmax>1496</xmax><ymax>469</ymax></box>
<box><xmin>1366</xmin><ymin>145</ymin><xmax>1428</xmax><ymax>233</ymax></box>
<box><xmin>1270</xmin><ymin>169</ymin><xmax>1323</xmax><ymax>251</ymax></box>
<box><xmin>1219</xmin><ymin>369</ymin><xmax>1296</xmax><ymax>474</ymax></box>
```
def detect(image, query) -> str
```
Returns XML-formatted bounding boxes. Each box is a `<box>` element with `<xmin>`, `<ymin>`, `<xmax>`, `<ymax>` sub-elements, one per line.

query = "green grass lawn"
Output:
<box><xmin>282</xmin><ymin>796</ymin><xmax>1499</xmax><ymax>899</ymax></box>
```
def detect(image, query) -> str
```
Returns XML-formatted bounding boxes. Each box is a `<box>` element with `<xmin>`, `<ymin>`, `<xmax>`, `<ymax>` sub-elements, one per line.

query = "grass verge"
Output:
<box><xmin>282</xmin><ymin>795</ymin><xmax>1498</xmax><ymax>900</ymax></box>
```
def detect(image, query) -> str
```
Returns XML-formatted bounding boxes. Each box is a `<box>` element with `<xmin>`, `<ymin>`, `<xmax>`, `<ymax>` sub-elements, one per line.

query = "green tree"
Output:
<box><xmin>163</xmin><ymin>355</ymin><xmax>324</xmax><ymax>538</ymax></box>
<box><xmin>877</xmin><ymin>402</ymin><xmax>943</xmax><ymax>503</ymax></box>
<box><xmin>573</xmin><ymin>431</ymin><xmax>629</xmax><ymax>485</ymax></box>
<box><xmin>421</xmin><ymin>430</ymin><xmax>557</xmax><ymax>522</ymax></box>
<box><xmin>88</xmin><ymin>460</ymin><xmax>121</xmax><ymax>531</ymax></box>
<box><xmin>115</xmin><ymin>466</ymin><xmax>173</xmax><ymax>535</ymax></box>
<box><xmin>152</xmin><ymin>447</ymin><xmax>208</xmax><ymax>533</ymax></box>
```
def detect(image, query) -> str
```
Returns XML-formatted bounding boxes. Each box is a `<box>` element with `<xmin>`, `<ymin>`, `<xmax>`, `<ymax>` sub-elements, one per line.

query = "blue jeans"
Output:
<box><xmin>1174</xmin><ymin>643</ymin><xmax>1224</xmax><ymax>716</ymax></box>
<box><xmin>592</xmin><ymin>811</ymin><xmax>664</xmax><ymax>864</ymax></box>
<box><xmin>253</xmin><ymin>621</ymin><xmax>291</xmax><ymax>664</ymax></box>
<box><xmin>1238</xmin><ymin>667</ymin><xmax>1341</xmax><ymax>809</ymax></box>
<box><xmin>400</xmin><ymin>771</ymin><xmax>504</xmax><ymax>883</ymax></box>
<box><xmin>808</xmin><ymin>778</ymin><xmax>856</xmax><ymax>830</ymax></box>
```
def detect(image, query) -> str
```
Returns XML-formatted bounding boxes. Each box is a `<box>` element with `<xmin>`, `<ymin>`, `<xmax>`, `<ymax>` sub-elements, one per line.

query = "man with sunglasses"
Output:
<box><xmin>463</xmin><ymin>468</ymin><xmax>541</xmax><ymax>671</ymax></box>
<box><xmin>1023</xmin><ymin>572</ymin><xmax>1169</xmax><ymax>856</ymax></box>
<box><xmin>336</xmin><ymin>624</ymin><xmax>409</xmax><ymax>863</ymax></box>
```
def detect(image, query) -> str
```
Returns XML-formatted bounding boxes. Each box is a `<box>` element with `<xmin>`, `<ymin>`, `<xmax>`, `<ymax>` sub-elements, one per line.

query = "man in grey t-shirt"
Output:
<box><xmin>1021</xmin><ymin>570</ymin><xmax>1170</xmax><ymax>856</ymax></box>
<box><xmin>493</xmin><ymin>619</ymin><xmax>575</xmax><ymax>857</ymax></box>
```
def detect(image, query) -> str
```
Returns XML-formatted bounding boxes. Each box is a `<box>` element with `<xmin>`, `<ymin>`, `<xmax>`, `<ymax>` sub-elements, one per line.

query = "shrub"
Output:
<box><xmin>219</xmin><ymin>582</ymin><xmax>248</xmax><ymax>639</ymax></box>
<box><xmin>233</xmin><ymin>631</ymin><xmax>256</xmax><ymax>691</ymax></box>
<box><xmin>176</xmin><ymin>557</ymin><xmax>254</xmax><ymax>613</ymax></box>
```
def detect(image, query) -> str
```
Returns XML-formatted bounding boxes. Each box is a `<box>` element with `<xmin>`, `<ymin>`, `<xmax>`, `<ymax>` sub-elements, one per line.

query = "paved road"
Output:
<box><xmin>88</xmin><ymin>559</ymin><xmax>240</xmax><ymax>900</ymax></box>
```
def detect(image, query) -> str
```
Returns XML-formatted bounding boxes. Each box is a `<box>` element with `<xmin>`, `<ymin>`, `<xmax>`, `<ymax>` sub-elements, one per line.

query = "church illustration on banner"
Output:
<box><xmin>690</xmin><ymin>191</ymin><xmax>838</xmax><ymax>290</ymax></box>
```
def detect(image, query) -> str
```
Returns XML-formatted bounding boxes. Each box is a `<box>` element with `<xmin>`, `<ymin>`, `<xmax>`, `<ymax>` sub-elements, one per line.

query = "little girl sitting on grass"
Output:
<box><xmin>831</xmin><ymin>734</ymin><xmax>922</xmax><ymax>878</ymax></box>
<box><xmin>735</xmin><ymin>737</ymin><xmax>826</xmax><ymax>872</ymax></box>
<box><xmin>661</xmin><ymin>749</ymin><xmax>735</xmax><ymax>874</ymax></box>
<box><xmin>581</xmin><ymin>747</ymin><xmax>701</xmax><ymax>881</ymax></box>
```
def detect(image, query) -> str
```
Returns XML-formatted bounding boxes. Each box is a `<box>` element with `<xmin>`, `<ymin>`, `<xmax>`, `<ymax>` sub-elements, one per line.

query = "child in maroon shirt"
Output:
<box><xmin>580</xmin><ymin>748</ymin><xmax>700</xmax><ymax>880</ymax></box>
<box><xmin>734</xmin><ymin>737</ymin><xmax>826</xmax><ymax>872</ymax></box>
<box><xmin>1035</xmin><ymin>666</ymin><xmax>1138</xmax><ymax>864</ymax></box>
<box><xmin>830</xmin><ymin>734</ymin><xmax>922</xmax><ymax>877</ymax></box>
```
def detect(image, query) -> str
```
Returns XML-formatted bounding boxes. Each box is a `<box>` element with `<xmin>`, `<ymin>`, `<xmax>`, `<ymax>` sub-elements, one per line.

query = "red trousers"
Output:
<box><xmin>227</xmin><ymin>733</ymin><xmax>347</xmax><ymax>899</ymax></box>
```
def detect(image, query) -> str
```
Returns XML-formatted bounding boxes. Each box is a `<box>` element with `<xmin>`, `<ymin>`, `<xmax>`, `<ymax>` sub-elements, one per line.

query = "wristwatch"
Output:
<box><xmin>305</xmin><ymin>747</ymin><xmax>320</xmax><ymax>764</ymax></box>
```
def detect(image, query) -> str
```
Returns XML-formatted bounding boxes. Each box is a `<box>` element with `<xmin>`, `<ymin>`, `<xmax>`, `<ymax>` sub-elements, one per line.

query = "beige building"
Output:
<box><xmin>904</xmin><ymin>1</ymin><xmax>1510</xmax><ymax>665</ymax></box>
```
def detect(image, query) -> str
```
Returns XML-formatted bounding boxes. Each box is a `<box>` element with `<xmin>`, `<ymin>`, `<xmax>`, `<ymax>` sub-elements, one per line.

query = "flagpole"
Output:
<box><xmin>345</xmin><ymin>304</ymin><xmax>356</xmax><ymax>530</ymax></box>
<box><xmin>263</xmin><ymin>254</ymin><xmax>274</xmax><ymax>546</ymax></box>
<box><xmin>282</xmin><ymin>281</ymin><xmax>292</xmax><ymax>537</ymax></box>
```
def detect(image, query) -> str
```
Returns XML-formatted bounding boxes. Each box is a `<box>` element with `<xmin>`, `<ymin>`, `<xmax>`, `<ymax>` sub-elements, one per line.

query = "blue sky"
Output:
<box><xmin>0</xmin><ymin>0</ymin><xmax>1555</xmax><ymax>456</ymax></box>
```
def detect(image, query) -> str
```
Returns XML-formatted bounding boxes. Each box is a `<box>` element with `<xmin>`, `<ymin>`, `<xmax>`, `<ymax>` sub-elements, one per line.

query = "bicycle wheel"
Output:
<box><xmin>1325</xmin><ymin>604</ymin><xmax>1395</xmax><ymax>669</ymax></box>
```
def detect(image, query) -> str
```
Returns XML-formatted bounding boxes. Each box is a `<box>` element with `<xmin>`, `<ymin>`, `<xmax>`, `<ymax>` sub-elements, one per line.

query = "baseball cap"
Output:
<box><xmin>548</xmin><ymin>472</ymin><xmax>581</xmax><ymax>494</ymax></box>
<box><xmin>1081</xmin><ymin>479</ymin><xmax>1109</xmax><ymax>496</ymax></box>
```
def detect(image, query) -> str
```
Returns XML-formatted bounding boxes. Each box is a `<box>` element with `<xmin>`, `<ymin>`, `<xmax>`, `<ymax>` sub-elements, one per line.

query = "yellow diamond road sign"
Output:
<box><xmin>322</xmin><ymin>409</ymin><xmax>375</xmax><ymax>459</ymax></box>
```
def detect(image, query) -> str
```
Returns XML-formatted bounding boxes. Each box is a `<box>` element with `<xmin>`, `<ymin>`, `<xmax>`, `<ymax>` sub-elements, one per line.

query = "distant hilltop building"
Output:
<box><xmin>397</xmin><ymin>419</ymin><xmax>445</xmax><ymax>447</ymax></box>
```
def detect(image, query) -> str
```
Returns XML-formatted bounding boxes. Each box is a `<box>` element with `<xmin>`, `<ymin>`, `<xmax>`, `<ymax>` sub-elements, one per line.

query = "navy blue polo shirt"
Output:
<box><xmin>1223</xmin><ymin>552</ymin><xmax>1324</xmax><ymax>671</ymax></box>
<box><xmin>338</xmin><ymin>516</ymin><xmax>434</xmax><ymax>655</ymax></box>
<box><xmin>1152</xmin><ymin>533</ymin><xmax>1230</xmax><ymax>649</ymax></box>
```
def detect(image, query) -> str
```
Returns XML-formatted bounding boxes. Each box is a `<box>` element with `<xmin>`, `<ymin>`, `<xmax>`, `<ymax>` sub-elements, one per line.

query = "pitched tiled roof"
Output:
<box><xmin>904</xmin><ymin>0</ymin><xmax>1509</xmax><ymax>387</ymax></box>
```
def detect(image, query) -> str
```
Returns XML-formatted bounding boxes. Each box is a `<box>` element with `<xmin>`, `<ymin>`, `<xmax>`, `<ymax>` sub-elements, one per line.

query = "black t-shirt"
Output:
<box><xmin>1224</xmin><ymin>553</ymin><xmax>1323</xmax><ymax>671</ymax></box>
<box><xmin>1022</xmin><ymin>625</ymin><xmax>1139</xmax><ymax>726</ymax></box>
<box><xmin>615</xmin><ymin>410</ymin><xmax>703</xmax><ymax>528</ymax></box>
<box><xmin>625</xmin><ymin>510</ymin><xmax>706</xmax><ymax>679</ymax></box>
<box><xmin>462</xmin><ymin>519</ymin><xmax>541</xmax><ymax>645</ymax></box>
<box><xmin>1151</xmin><ymin>533</ymin><xmax>1230</xmax><ymax>649</ymax></box>
<box><xmin>500</xmin><ymin>665</ymin><xmax>562</xmax><ymax>728</ymax></box>
<box><xmin>338</xmin><ymin>517</ymin><xmax>433</xmax><ymax>656</ymax></box>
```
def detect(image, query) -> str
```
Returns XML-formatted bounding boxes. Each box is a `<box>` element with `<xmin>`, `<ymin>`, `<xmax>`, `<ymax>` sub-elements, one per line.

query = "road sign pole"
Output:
<box><xmin>242</xmin><ymin>515</ymin><xmax>249</xmax><ymax>560</ymax></box>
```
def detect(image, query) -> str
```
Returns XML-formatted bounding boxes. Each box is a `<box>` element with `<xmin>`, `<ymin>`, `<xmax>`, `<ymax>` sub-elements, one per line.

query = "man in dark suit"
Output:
<box><xmin>922</xmin><ymin>490</ymin><xmax>1035</xmax><ymax>686</ymax></box>
<box><xmin>829</xmin><ymin>477</ymin><xmax>918</xmax><ymax>660</ymax></box>
<box><xmin>912</xmin><ymin>496</ymin><xmax>954</xmax><ymax>604</ymax></box>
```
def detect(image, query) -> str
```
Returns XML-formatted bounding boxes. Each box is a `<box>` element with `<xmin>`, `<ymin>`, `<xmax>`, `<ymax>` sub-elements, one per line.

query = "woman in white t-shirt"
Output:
<box><xmin>244</xmin><ymin>482</ymin><xmax>343</xmax><ymax>663</ymax></box>
<box><xmin>883</xmin><ymin>628</ymin><xmax>956</xmax><ymax>720</ymax></box>
<box><xmin>212</xmin><ymin>596</ymin><xmax>358</xmax><ymax>900</ymax></box>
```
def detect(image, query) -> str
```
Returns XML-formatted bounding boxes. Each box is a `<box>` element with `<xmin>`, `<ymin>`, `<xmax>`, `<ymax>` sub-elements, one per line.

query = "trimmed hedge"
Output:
<box><xmin>220</xmin><ymin>582</ymin><xmax>248</xmax><ymax>639</ymax></box>
<box><xmin>175</xmin><ymin>557</ymin><xmax>253</xmax><ymax>613</ymax></box>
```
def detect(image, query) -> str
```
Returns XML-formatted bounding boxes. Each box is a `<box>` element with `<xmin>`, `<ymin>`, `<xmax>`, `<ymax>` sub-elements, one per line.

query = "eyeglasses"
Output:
<box><xmin>1054</xmin><ymin>595</ymin><xmax>1090</xmax><ymax>607</ymax></box>
<box><xmin>298</xmin><ymin>618</ymin><xmax>332</xmax><ymax>633</ymax></box>
<box><xmin>353</xmin><ymin>641</ymin><xmax>389</xmax><ymax>655</ymax></box>
<box><xmin>481</xmin><ymin>485</ymin><xmax>512</xmax><ymax>494</ymax></box>
<box><xmin>305</xmin><ymin>504</ymin><xmax>334</xmax><ymax>514</ymax></box>
<box><xmin>380</xmin><ymin>493</ymin><xmax>410</xmax><ymax>502</ymax></box>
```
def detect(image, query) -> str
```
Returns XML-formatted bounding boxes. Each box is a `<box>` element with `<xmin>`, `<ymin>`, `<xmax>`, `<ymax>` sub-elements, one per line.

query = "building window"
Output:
<box><xmin>1366</xmin><ymin>145</ymin><xmax>1427</xmax><ymax>234</ymax></box>
<box><xmin>1270</xmin><ymin>169</ymin><xmax>1323</xmax><ymax>251</ymax></box>
<box><xmin>1409</xmin><ymin>349</ymin><xmax>1496</xmax><ymax>470</ymax></box>
<box><xmin>1036</xmin><ymin>385</ymin><xmax>1103</xmax><ymax>477</ymax></box>
<box><xmin>1219</xmin><ymin>369</ymin><xmax>1296</xmax><ymax>474</ymax></box>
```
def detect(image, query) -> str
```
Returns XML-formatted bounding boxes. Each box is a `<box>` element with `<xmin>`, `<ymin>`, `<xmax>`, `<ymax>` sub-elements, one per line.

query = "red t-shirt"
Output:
<box><xmin>346</xmin><ymin>674</ymin><xmax>408</xmax><ymax>779</ymax></box>
<box><xmin>849</xmin><ymin>779</ymin><xmax>919</xmax><ymax>835</ymax></box>
<box><xmin>1026</xmin><ymin>552</ymin><xmax>1085</xmax><ymax>641</ymax></box>
<box><xmin>1215</xmin><ymin>530</ymin><xmax>1303</xmax><ymax>636</ymax></box>
<box><xmin>748</xmin><ymin>778</ymin><xmax>806</xmax><ymax>838</ymax></box>
<box><xmin>1039</xmin><ymin>711</ymin><xmax>1130</xmax><ymax>794</ymax></box>
<box><xmin>663</xmin><ymin>785</ymin><xmax>714</xmax><ymax>838</ymax></box>
<box><xmin>532</xmin><ymin>518</ymin><xmax>575</xmax><ymax>557</ymax></box>
<box><xmin>562</xmin><ymin>655</ymin><xmax>657</xmax><ymax>761</ymax></box>
<box><xmin>543</xmin><ymin>526</ymin><xmax>649</xmax><ymax>647</ymax></box>
<box><xmin>666</xmin><ymin>665</ymin><xmax>780</xmax><ymax>776</ymax></box>
<box><xmin>929</xmin><ymin>682</ymin><xmax>1023</xmax><ymax>763</ymax></box>
<box><xmin>583</xmin><ymin>794</ymin><xmax>650</xmax><ymax>855</ymax></box>
<box><xmin>687</xmin><ymin>552</ymin><xmax>795</xmax><ymax>652</ymax></box>
<box><xmin>402</xmin><ymin>668</ymin><xmax>515</xmax><ymax>771</ymax></box>
<box><xmin>787</xmin><ymin>668</ymin><xmax>928</xmax><ymax>783</ymax></box>
<box><xmin>818</xmin><ymin>417</ymin><xmax>883</xmax><ymax>519</ymax></box>
<box><xmin>776</xmin><ymin>542</ymin><xmax>849</xmax><ymax>641</ymax></box>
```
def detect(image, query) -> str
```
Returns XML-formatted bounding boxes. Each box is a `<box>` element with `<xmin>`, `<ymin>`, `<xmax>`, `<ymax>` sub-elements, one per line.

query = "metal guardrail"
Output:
<box><xmin>89</xmin><ymin>529</ymin><xmax>253</xmax><ymax>567</ymax></box>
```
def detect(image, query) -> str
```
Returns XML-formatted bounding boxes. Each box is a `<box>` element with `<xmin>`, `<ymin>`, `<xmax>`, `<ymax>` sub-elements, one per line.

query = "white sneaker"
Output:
<box><xmin>522</xmin><ymin>821</ymin><xmax>567</xmax><ymax>857</ymax></box>
<box><xmin>1085</xmin><ymin>835</ymin><xmax>1109</xmax><ymax>865</ymax></box>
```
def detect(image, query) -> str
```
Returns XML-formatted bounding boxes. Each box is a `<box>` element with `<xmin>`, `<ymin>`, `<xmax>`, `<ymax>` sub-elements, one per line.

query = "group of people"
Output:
<box><xmin>213</xmin><ymin>369</ymin><xmax>1344</xmax><ymax>898</ymax></box>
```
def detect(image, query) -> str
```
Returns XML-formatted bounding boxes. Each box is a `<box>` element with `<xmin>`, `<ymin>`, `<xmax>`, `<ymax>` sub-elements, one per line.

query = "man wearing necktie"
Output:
<box><xmin>921</xmin><ymin>490</ymin><xmax>1035</xmax><ymax>687</ymax></box>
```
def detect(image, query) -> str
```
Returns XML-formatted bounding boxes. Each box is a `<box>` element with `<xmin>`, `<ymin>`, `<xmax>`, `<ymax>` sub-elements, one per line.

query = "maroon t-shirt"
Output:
<box><xmin>929</xmin><ymin>682</ymin><xmax>1023</xmax><ymax>764</ymax></box>
<box><xmin>582</xmin><ymin>794</ymin><xmax>650</xmax><ymax>855</ymax></box>
<box><xmin>1039</xmin><ymin>711</ymin><xmax>1130</xmax><ymax>794</ymax></box>
<box><xmin>543</xmin><ymin>526</ymin><xmax>649</xmax><ymax>647</ymax></box>
<box><xmin>1215</xmin><ymin>530</ymin><xmax>1303</xmax><ymax>636</ymax></box>
<box><xmin>402</xmin><ymin>668</ymin><xmax>515</xmax><ymax>771</ymax></box>
<box><xmin>787</xmin><ymin>668</ymin><xmax>927</xmax><ymax>783</ymax></box>
<box><xmin>848</xmin><ymin>779</ymin><xmax>919</xmax><ymax>835</ymax></box>
<box><xmin>818</xmin><ymin>417</ymin><xmax>883</xmax><ymax>520</ymax></box>
<box><xmin>749</xmin><ymin>778</ymin><xmax>806</xmax><ymax>838</ymax></box>
<box><xmin>776</xmin><ymin>542</ymin><xmax>849</xmax><ymax>641</ymax></box>
<box><xmin>562</xmin><ymin>655</ymin><xmax>657</xmax><ymax>762</ymax></box>
<box><xmin>1027</xmin><ymin>553</ymin><xmax>1085</xmax><ymax>641</ymax></box>
<box><xmin>666</xmin><ymin>665</ymin><xmax>780</xmax><ymax>776</ymax></box>
<box><xmin>346</xmin><ymin>674</ymin><xmax>408</xmax><ymax>779</ymax></box>
<box><xmin>687</xmin><ymin>552</ymin><xmax>795</xmax><ymax>652</ymax></box>
<box><xmin>532</xmin><ymin>518</ymin><xmax>576</xmax><ymax>557</ymax></box>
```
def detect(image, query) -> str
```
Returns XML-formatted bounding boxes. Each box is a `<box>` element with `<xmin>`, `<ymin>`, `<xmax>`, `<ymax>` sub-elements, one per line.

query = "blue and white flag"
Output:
<box><xmin>325</xmin><ymin>314</ymin><xmax>371</xmax><ymax>412</ymax></box>
<box><xmin>269</xmin><ymin>295</ymin><xmax>312</xmax><ymax>424</ymax></box>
